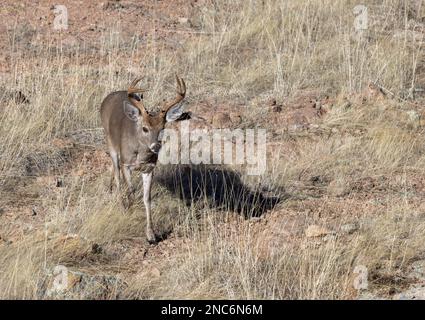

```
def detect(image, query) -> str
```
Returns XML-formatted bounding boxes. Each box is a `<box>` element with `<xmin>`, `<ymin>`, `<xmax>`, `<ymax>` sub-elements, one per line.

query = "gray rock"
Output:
<box><xmin>323</xmin><ymin>233</ymin><xmax>338</xmax><ymax>242</ymax></box>
<box><xmin>408</xmin><ymin>260</ymin><xmax>425</xmax><ymax>279</ymax></box>
<box><xmin>406</xmin><ymin>110</ymin><xmax>421</xmax><ymax>128</ymax></box>
<box><xmin>393</xmin><ymin>285</ymin><xmax>425</xmax><ymax>300</ymax></box>
<box><xmin>178</xmin><ymin>17</ymin><xmax>190</xmax><ymax>25</ymax></box>
<box><xmin>357</xmin><ymin>291</ymin><xmax>387</xmax><ymax>300</ymax></box>
<box><xmin>407</xmin><ymin>110</ymin><xmax>420</xmax><ymax>121</ymax></box>
<box><xmin>391</xmin><ymin>260</ymin><xmax>425</xmax><ymax>300</ymax></box>
<box><xmin>340</xmin><ymin>223</ymin><xmax>359</xmax><ymax>234</ymax></box>
<box><xmin>37</xmin><ymin>266</ymin><xmax>126</xmax><ymax>299</ymax></box>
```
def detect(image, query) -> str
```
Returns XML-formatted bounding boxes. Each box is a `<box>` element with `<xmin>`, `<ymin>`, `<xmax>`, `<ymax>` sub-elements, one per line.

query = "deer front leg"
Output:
<box><xmin>109</xmin><ymin>149</ymin><xmax>120</xmax><ymax>192</ymax></box>
<box><xmin>142</xmin><ymin>172</ymin><xmax>156</xmax><ymax>243</ymax></box>
<box><xmin>122</xmin><ymin>165</ymin><xmax>135</xmax><ymax>209</ymax></box>
<box><xmin>109</xmin><ymin>164</ymin><xmax>114</xmax><ymax>193</ymax></box>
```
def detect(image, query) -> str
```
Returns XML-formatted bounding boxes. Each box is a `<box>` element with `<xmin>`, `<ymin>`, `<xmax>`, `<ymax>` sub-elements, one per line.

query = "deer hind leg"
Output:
<box><xmin>122</xmin><ymin>165</ymin><xmax>135</xmax><ymax>209</ymax></box>
<box><xmin>142</xmin><ymin>172</ymin><xmax>156</xmax><ymax>244</ymax></box>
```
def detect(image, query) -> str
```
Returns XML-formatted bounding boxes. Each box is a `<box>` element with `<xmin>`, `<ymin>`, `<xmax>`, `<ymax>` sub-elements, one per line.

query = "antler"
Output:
<box><xmin>161</xmin><ymin>75</ymin><xmax>186</xmax><ymax>116</ymax></box>
<box><xmin>128</xmin><ymin>77</ymin><xmax>148</xmax><ymax>117</ymax></box>
<box><xmin>128</xmin><ymin>77</ymin><xmax>148</xmax><ymax>95</ymax></box>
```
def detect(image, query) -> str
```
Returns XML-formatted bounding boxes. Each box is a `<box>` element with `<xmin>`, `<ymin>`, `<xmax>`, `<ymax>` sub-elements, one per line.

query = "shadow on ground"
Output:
<box><xmin>155</xmin><ymin>164</ymin><xmax>281</xmax><ymax>218</ymax></box>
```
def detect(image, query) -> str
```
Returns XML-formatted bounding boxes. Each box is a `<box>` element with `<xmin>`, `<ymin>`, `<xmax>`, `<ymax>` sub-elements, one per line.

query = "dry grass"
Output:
<box><xmin>0</xmin><ymin>0</ymin><xmax>425</xmax><ymax>299</ymax></box>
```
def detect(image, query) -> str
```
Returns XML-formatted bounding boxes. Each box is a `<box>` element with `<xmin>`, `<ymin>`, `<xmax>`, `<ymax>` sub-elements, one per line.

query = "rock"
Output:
<box><xmin>357</xmin><ymin>291</ymin><xmax>387</xmax><ymax>300</ymax></box>
<box><xmin>393</xmin><ymin>285</ymin><xmax>425</xmax><ymax>300</ymax></box>
<box><xmin>388</xmin><ymin>260</ymin><xmax>425</xmax><ymax>300</ymax></box>
<box><xmin>102</xmin><ymin>0</ymin><xmax>125</xmax><ymax>10</ymax></box>
<box><xmin>38</xmin><ymin>266</ymin><xmax>126</xmax><ymax>299</ymax></box>
<box><xmin>323</xmin><ymin>233</ymin><xmax>337</xmax><ymax>242</ymax></box>
<box><xmin>305</xmin><ymin>225</ymin><xmax>331</xmax><ymax>238</ymax></box>
<box><xmin>407</xmin><ymin>110</ymin><xmax>420</xmax><ymax>122</ymax></box>
<box><xmin>407</xmin><ymin>110</ymin><xmax>421</xmax><ymax>128</ymax></box>
<box><xmin>340</xmin><ymin>223</ymin><xmax>359</xmax><ymax>234</ymax></box>
<box><xmin>178</xmin><ymin>17</ymin><xmax>190</xmax><ymax>25</ymax></box>
<box><xmin>407</xmin><ymin>260</ymin><xmax>425</xmax><ymax>279</ymax></box>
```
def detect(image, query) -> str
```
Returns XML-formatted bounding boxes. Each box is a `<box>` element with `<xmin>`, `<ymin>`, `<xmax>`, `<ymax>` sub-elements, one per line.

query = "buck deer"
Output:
<box><xmin>100</xmin><ymin>75</ymin><xmax>186</xmax><ymax>243</ymax></box>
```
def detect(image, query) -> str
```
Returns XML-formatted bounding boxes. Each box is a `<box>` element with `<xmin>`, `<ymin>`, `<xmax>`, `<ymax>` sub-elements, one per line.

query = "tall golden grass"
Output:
<box><xmin>0</xmin><ymin>0</ymin><xmax>424</xmax><ymax>299</ymax></box>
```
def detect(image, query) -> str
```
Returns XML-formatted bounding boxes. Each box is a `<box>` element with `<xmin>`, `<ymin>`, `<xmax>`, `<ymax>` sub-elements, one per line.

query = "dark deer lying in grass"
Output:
<box><xmin>100</xmin><ymin>75</ymin><xmax>186</xmax><ymax>243</ymax></box>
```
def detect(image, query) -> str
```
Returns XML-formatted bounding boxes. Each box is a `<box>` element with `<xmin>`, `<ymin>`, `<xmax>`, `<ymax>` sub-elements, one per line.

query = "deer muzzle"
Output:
<box><xmin>149</xmin><ymin>142</ymin><xmax>162</xmax><ymax>154</ymax></box>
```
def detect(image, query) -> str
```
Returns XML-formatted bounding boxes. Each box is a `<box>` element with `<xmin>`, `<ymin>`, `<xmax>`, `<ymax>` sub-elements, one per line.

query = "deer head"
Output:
<box><xmin>123</xmin><ymin>75</ymin><xmax>186</xmax><ymax>154</ymax></box>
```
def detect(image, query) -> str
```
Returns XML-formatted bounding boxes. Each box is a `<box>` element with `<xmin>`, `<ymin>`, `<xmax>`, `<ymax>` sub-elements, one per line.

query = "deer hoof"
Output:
<box><xmin>147</xmin><ymin>238</ymin><xmax>157</xmax><ymax>245</ymax></box>
<box><xmin>146</xmin><ymin>229</ymin><xmax>156</xmax><ymax>244</ymax></box>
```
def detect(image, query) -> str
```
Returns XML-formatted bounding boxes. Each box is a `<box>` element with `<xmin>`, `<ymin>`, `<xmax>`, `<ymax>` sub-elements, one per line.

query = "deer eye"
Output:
<box><xmin>142</xmin><ymin>126</ymin><xmax>149</xmax><ymax>133</ymax></box>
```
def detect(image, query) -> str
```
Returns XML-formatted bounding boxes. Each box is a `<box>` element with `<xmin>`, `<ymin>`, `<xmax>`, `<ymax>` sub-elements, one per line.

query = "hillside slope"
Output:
<box><xmin>0</xmin><ymin>0</ymin><xmax>425</xmax><ymax>299</ymax></box>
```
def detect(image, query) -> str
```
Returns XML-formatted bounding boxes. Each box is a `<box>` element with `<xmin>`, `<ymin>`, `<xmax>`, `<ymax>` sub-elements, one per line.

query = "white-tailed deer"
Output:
<box><xmin>100</xmin><ymin>75</ymin><xmax>186</xmax><ymax>243</ymax></box>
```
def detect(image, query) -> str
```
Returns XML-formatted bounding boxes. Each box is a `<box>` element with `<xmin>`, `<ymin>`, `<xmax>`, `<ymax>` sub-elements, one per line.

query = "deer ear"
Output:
<box><xmin>165</xmin><ymin>103</ymin><xmax>185</xmax><ymax>122</ymax></box>
<box><xmin>123</xmin><ymin>101</ymin><xmax>140</xmax><ymax>122</ymax></box>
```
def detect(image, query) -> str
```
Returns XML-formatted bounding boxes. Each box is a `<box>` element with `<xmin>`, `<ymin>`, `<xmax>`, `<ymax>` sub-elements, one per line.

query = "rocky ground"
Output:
<box><xmin>1</xmin><ymin>0</ymin><xmax>425</xmax><ymax>299</ymax></box>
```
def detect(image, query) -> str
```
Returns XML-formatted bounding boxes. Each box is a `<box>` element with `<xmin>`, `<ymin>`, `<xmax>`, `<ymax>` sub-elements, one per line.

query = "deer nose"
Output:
<box><xmin>149</xmin><ymin>143</ymin><xmax>161</xmax><ymax>154</ymax></box>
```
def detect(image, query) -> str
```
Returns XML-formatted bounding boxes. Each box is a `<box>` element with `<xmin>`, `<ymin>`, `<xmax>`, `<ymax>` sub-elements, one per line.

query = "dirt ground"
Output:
<box><xmin>1</xmin><ymin>0</ymin><xmax>425</xmax><ymax>300</ymax></box>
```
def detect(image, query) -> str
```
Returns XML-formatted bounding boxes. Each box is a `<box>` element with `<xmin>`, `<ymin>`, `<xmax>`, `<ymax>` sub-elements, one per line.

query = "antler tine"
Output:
<box><xmin>175</xmin><ymin>74</ymin><xmax>181</xmax><ymax>89</ymax></box>
<box><xmin>180</xmin><ymin>77</ymin><xmax>186</xmax><ymax>95</ymax></box>
<box><xmin>128</xmin><ymin>77</ymin><xmax>148</xmax><ymax>94</ymax></box>
<box><xmin>161</xmin><ymin>75</ymin><xmax>186</xmax><ymax>115</ymax></box>
<box><xmin>130</xmin><ymin>77</ymin><xmax>142</xmax><ymax>88</ymax></box>
<box><xmin>175</xmin><ymin>74</ymin><xmax>186</xmax><ymax>95</ymax></box>
<box><xmin>127</xmin><ymin>77</ymin><xmax>148</xmax><ymax>116</ymax></box>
